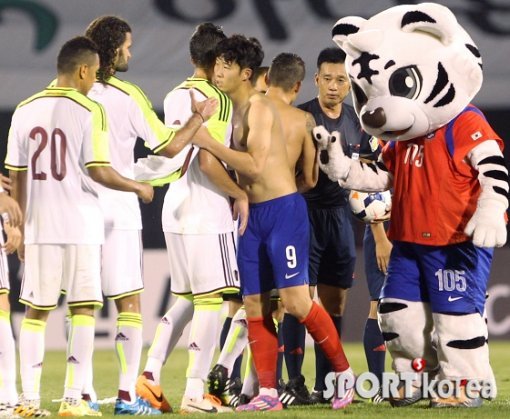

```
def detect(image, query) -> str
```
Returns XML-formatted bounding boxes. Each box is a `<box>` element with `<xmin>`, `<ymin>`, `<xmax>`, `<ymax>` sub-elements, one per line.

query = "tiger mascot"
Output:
<box><xmin>315</xmin><ymin>2</ymin><xmax>509</xmax><ymax>408</ymax></box>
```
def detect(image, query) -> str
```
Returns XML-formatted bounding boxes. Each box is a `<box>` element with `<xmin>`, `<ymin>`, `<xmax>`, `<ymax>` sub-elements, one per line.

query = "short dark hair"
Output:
<box><xmin>57</xmin><ymin>36</ymin><xmax>98</xmax><ymax>75</ymax></box>
<box><xmin>215</xmin><ymin>34</ymin><xmax>264</xmax><ymax>79</ymax></box>
<box><xmin>268</xmin><ymin>53</ymin><xmax>305</xmax><ymax>91</ymax></box>
<box><xmin>189</xmin><ymin>22</ymin><xmax>226</xmax><ymax>70</ymax></box>
<box><xmin>251</xmin><ymin>66</ymin><xmax>269</xmax><ymax>87</ymax></box>
<box><xmin>317</xmin><ymin>47</ymin><xmax>346</xmax><ymax>69</ymax></box>
<box><xmin>85</xmin><ymin>16</ymin><xmax>131</xmax><ymax>82</ymax></box>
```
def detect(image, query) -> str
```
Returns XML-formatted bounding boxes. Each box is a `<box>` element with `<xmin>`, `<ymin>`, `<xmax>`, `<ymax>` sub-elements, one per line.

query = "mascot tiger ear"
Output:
<box><xmin>331</xmin><ymin>16</ymin><xmax>367</xmax><ymax>54</ymax></box>
<box><xmin>400</xmin><ymin>2</ymin><xmax>459</xmax><ymax>45</ymax></box>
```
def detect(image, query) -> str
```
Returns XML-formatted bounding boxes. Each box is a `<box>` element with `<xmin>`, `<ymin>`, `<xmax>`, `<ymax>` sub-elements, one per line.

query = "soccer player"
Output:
<box><xmin>0</xmin><ymin>189</ymin><xmax>22</xmax><ymax>417</ymax></box>
<box><xmin>83</xmin><ymin>16</ymin><xmax>218</xmax><ymax>415</ymax></box>
<box><xmin>207</xmin><ymin>64</ymin><xmax>271</xmax><ymax>404</ymax></box>
<box><xmin>193</xmin><ymin>35</ymin><xmax>353</xmax><ymax>411</ymax></box>
<box><xmin>6</xmin><ymin>36</ymin><xmax>153</xmax><ymax>417</ymax></box>
<box><xmin>208</xmin><ymin>54</ymin><xmax>318</xmax><ymax>407</ymax></box>
<box><xmin>277</xmin><ymin>47</ymin><xmax>383</xmax><ymax>405</ymax></box>
<box><xmin>136</xmin><ymin>22</ymin><xmax>247</xmax><ymax>414</ymax></box>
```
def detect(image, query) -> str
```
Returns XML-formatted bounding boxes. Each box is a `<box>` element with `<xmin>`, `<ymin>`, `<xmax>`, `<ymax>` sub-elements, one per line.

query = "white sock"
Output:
<box><xmin>63</xmin><ymin>315</ymin><xmax>95</xmax><ymax>400</ymax></box>
<box><xmin>19</xmin><ymin>318</ymin><xmax>46</xmax><ymax>401</ymax></box>
<box><xmin>0</xmin><ymin>310</ymin><xmax>17</xmax><ymax>405</ymax></box>
<box><xmin>184</xmin><ymin>297</ymin><xmax>222</xmax><ymax>398</ymax></box>
<box><xmin>116</xmin><ymin>312</ymin><xmax>143</xmax><ymax>401</ymax></box>
<box><xmin>241</xmin><ymin>348</ymin><xmax>258</xmax><ymax>398</ymax></box>
<box><xmin>184</xmin><ymin>378</ymin><xmax>204</xmax><ymax>401</ymax></box>
<box><xmin>217</xmin><ymin>307</ymin><xmax>248</xmax><ymax>373</ymax></box>
<box><xmin>145</xmin><ymin>296</ymin><xmax>194</xmax><ymax>384</ymax></box>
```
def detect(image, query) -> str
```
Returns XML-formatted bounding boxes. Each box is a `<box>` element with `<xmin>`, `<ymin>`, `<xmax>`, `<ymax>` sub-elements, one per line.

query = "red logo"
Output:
<box><xmin>411</xmin><ymin>358</ymin><xmax>426</xmax><ymax>372</ymax></box>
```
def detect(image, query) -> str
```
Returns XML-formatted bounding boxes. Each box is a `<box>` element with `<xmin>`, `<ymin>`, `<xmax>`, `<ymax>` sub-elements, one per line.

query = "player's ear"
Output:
<box><xmin>295</xmin><ymin>80</ymin><xmax>302</xmax><ymax>94</ymax></box>
<box><xmin>242</xmin><ymin>67</ymin><xmax>252</xmax><ymax>82</ymax></box>
<box><xmin>78</xmin><ymin>63</ymin><xmax>87</xmax><ymax>80</ymax></box>
<box><xmin>314</xmin><ymin>72</ymin><xmax>319</xmax><ymax>87</ymax></box>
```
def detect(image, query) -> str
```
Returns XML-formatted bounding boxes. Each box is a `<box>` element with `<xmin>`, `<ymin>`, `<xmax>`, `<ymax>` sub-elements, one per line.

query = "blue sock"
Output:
<box><xmin>314</xmin><ymin>315</ymin><xmax>342</xmax><ymax>391</ymax></box>
<box><xmin>363</xmin><ymin>318</ymin><xmax>386</xmax><ymax>383</ymax></box>
<box><xmin>282</xmin><ymin>313</ymin><xmax>306</xmax><ymax>380</ymax></box>
<box><xmin>277</xmin><ymin>322</ymin><xmax>284</xmax><ymax>382</ymax></box>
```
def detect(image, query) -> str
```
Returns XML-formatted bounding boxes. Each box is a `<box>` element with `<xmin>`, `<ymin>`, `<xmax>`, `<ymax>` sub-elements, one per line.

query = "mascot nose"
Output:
<box><xmin>362</xmin><ymin>108</ymin><xmax>386</xmax><ymax>129</ymax></box>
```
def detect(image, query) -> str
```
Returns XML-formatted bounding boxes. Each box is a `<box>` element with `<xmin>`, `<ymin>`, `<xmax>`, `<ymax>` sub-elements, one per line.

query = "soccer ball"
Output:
<box><xmin>349</xmin><ymin>190</ymin><xmax>392</xmax><ymax>223</ymax></box>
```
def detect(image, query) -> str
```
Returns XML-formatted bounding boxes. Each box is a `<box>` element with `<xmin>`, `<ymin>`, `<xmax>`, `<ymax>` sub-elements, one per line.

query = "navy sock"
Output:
<box><xmin>220</xmin><ymin>317</ymin><xmax>232</xmax><ymax>350</ymax></box>
<box><xmin>277</xmin><ymin>322</ymin><xmax>284</xmax><ymax>382</ymax></box>
<box><xmin>331</xmin><ymin>314</ymin><xmax>342</xmax><ymax>337</ymax></box>
<box><xmin>231</xmin><ymin>354</ymin><xmax>243</xmax><ymax>381</ymax></box>
<box><xmin>314</xmin><ymin>315</ymin><xmax>341</xmax><ymax>391</ymax></box>
<box><xmin>363</xmin><ymin>318</ymin><xmax>386</xmax><ymax>383</ymax></box>
<box><xmin>282</xmin><ymin>313</ymin><xmax>306</xmax><ymax>380</ymax></box>
<box><xmin>219</xmin><ymin>316</ymin><xmax>242</xmax><ymax>380</ymax></box>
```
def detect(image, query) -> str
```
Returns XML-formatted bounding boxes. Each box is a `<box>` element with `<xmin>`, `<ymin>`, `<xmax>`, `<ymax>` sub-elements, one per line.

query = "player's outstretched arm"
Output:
<box><xmin>158</xmin><ymin>91</ymin><xmax>218</xmax><ymax>158</ymax></box>
<box><xmin>88</xmin><ymin>166</ymin><xmax>154</xmax><ymax>204</ymax></box>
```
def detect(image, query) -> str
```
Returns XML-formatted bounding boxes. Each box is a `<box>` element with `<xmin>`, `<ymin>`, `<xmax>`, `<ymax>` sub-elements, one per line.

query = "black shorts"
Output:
<box><xmin>308</xmin><ymin>206</ymin><xmax>356</xmax><ymax>288</ymax></box>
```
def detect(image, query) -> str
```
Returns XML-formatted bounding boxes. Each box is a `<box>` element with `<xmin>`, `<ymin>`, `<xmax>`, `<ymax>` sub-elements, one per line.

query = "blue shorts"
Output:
<box><xmin>308</xmin><ymin>205</ymin><xmax>355</xmax><ymax>288</ymax></box>
<box><xmin>238</xmin><ymin>193</ymin><xmax>310</xmax><ymax>296</ymax></box>
<box><xmin>363</xmin><ymin>224</ymin><xmax>387</xmax><ymax>300</ymax></box>
<box><xmin>381</xmin><ymin>241</ymin><xmax>493</xmax><ymax>314</ymax></box>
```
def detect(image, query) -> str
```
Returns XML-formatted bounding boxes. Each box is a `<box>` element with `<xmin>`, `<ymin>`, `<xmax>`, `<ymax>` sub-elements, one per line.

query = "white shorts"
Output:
<box><xmin>21</xmin><ymin>244</ymin><xmax>102</xmax><ymax>310</ymax></box>
<box><xmin>101</xmin><ymin>229</ymin><xmax>143</xmax><ymax>299</ymax></box>
<box><xmin>0</xmin><ymin>232</ymin><xmax>8</xmax><ymax>294</ymax></box>
<box><xmin>165</xmin><ymin>232</ymin><xmax>240</xmax><ymax>296</ymax></box>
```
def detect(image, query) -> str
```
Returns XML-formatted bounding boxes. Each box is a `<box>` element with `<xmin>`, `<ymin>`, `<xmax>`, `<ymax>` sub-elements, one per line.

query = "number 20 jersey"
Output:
<box><xmin>5</xmin><ymin>87</ymin><xmax>111</xmax><ymax>245</ymax></box>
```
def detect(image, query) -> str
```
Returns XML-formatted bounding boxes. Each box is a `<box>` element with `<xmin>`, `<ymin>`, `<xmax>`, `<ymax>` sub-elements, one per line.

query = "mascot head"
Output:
<box><xmin>332</xmin><ymin>2</ymin><xmax>483</xmax><ymax>141</ymax></box>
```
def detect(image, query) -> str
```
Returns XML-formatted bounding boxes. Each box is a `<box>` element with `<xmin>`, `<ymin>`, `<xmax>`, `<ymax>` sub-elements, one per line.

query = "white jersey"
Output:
<box><xmin>162</xmin><ymin>77</ymin><xmax>234</xmax><ymax>234</ymax></box>
<box><xmin>5</xmin><ymin>87</ymin><xmax>109</xmax><ymax>244</ymax></box>
<box><xmin>88</xmin><ymin>77</ymin><xmax>175</xmax><ymax>229</ymax></box>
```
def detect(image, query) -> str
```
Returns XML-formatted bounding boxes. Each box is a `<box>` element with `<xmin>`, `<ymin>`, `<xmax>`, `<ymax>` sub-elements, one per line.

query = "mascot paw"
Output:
<box><xmin>464</xmin><ymin>199</ymin><xmax>507</xmax><ymax>247</ymax></box>
<box><xmin>313</xmin><ymin>126</ymin><xmax>351</xmax><ymax>181</ymax></box>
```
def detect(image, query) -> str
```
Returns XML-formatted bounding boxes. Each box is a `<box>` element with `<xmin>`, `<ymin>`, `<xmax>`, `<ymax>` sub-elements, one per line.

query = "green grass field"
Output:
<box><xmin>38</xmin><ymin>342</ymin><xmax>510</xmax><ymax>418</ymax></box>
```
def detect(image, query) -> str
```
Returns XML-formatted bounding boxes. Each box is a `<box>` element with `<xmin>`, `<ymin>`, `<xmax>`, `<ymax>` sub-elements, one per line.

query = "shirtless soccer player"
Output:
<box><xmin>194</xmin><ymin>35</ymin><xmax>354</xmax><ymax>412</ymax></box>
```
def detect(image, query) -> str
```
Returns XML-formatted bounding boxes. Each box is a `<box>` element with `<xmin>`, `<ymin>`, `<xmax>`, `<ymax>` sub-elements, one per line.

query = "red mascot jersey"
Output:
<box><xmin>382</xmin><ymin>105</ymin><xmax>504</xmax><ymax>246</ymax></box>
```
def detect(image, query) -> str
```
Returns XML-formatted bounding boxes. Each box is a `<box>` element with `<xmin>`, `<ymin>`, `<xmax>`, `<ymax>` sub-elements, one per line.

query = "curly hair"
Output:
<box><xmin>215</xmin><ymin>34</ymin><xmax>264</xmax><ymax>80</ymax></box>
<box><xmin>85</xmin><ymin>16</ymin><xmax>131</xmax><ymax>82</ymax></box>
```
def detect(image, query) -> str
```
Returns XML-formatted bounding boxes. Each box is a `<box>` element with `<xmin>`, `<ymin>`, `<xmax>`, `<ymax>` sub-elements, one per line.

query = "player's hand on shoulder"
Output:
<box><xmin>0</xmin><ymin>192</ymin><xmax>22</xmax><ymax>228</ymax></box>
<box><xmin>3</xmin><ymin>221</ymin><xmax>22</xmax><ymax>255</ymax></box>
<box><xmin>135</xmin><ymin>182</ymin><xmax>154</xmax><ymax>204</ymax></box>
<box><xmin>190</xmin><ymin>90</ymin><xmax>218</xmax><ymax>122</ymax></box>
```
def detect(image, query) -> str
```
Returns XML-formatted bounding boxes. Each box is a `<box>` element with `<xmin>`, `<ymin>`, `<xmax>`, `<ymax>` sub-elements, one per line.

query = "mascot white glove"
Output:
<box><xmin>314</xmin><ymin>125</ymin><xmax>351</xmax><ymax>181</ymax></box>
<box><xmin>464</xmin><ymin>198</ymin><xmax>507</xmax><ymax>248</ymax></box>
